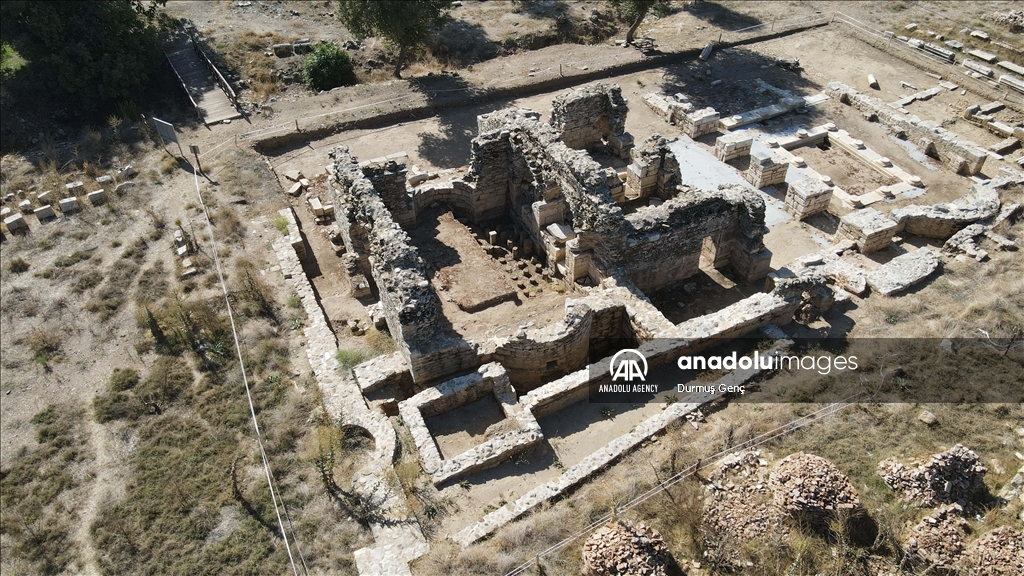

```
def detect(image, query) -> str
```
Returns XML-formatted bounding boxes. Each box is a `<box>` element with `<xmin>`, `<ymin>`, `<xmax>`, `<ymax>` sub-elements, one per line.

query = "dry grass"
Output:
<box><xmin>219</xmin><ymin>31</ymin><xmax>287</xmax><ymax>102</ymax></box>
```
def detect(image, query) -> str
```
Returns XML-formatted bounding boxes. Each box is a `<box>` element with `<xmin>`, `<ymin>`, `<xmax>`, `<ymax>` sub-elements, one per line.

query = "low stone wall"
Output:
<box><xmin>827</xmin><ymin>81</ymin><xmax>989</xmax><ymax>175</ymax></box>
<box><xmin>452</xmin><ymin>339</ymin><xmax>794</xmax><ymax>548</ymax></box>
<box><xmin>891</xmin><ymin>181</ymin><xmax>1002</xmax><ymax>238</ymax></box>
<box><xmin>271</xmin><ymin>207</ymin><xmax>428</xmax><ymax>574</ymax></box>
<box><xmin>399</xmin><ymin>363</ymin><xmax>542</xmax><ymax>485</ymax></box>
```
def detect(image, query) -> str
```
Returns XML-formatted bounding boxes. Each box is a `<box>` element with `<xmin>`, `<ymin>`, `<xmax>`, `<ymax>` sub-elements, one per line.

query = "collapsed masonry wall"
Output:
<box><xmin>467</xmin><ymin>107</ymin><xmax>627</xmax><ymax>283</ymax></box>
<box><xmin>826</xmin><ymin>81</ymin><xmax>988</xmax><ymax>175</ymax></box>
<box><xmin>622</xmin><ymin>185</ymin><xmax>772</xmax><ymax>291</ymax></box>
<box><xmin>891</xmin><ymin>178</ymin><xmax>1008</xmax><ymax>238</ymax></box>
<box><xmin>625</xmin><ymin>134</ymin><xmax>682</xmax><ymax>200</ymax></box>
<box><xmin>329</xmin><ymin>146</ymin><xmax>469</xmax><ymax>383</ymax></box>
<box><xmin>549</xmin><ymin>83</ymin><xmax>634</xmax><ymax>159</ymax></box>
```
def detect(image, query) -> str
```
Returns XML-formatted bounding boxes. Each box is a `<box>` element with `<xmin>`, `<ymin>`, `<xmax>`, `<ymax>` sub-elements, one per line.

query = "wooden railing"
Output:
<box><xmin>164</xmin><ymin>51</ymin><xmax>206</xmax><ymax>126</ymax></box>
<box><xmin>190</xmin><ymin>34</ymin><xmax>239</xmax><ymax>109</ymax></box>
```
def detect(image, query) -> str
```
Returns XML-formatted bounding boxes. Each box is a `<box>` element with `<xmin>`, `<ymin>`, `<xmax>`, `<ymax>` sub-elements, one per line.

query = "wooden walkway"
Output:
<box><xmin>165</xmin><ymin>37</ymin><xmax>241</xmax><ymax>126</ymax></box>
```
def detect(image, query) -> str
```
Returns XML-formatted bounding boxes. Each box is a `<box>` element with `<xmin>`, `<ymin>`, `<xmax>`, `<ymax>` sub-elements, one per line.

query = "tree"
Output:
<box><xmin>607</xmin><ymin>0</ymin><xmax>657</xmax><ymax>45</ymax></box>
<box><xmin>0</xmin><ymin>0</ymin><xmax>166</xmax><ymax>113</ymax></box>
<box><xmin>303</xmin><ymin>41</ymin><xmax>356</xmax><ymax>91</ymax></box>
<box><xmin>337</xmin><ymin>0</ymin><xmax>452</xmax><ymax>79</ymax></box>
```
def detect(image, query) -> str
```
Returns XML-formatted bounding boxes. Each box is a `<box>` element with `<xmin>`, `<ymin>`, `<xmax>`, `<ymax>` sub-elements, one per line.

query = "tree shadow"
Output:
<box><xmin>659</xmin><ymin>46</ymin><xmax>825</xmax><ymax>119</ymax></box>
<box><xmin>686</xmin><ymin>1</ymin><xmax>762</xmax><ymax>30</ymax></box>
<box><xmin>408</xmin><ymin>73</ymin><xmax>479</xmax><ymax>169</ymax></box>
<box><xmin>516</xmin><ymin>0</ymin><xmax>571</xmax><ymax>21</ymax></box>
<box><xmin>429</xmin><ymin>20</ymin><xmax>498</xmax><ymax>67</ymax></box>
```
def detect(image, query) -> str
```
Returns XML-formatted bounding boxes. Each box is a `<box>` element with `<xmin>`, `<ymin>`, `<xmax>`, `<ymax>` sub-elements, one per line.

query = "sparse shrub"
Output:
<box><xmin>8</xmin><ymin>257</ymin><xmax>30</xmax><ymax>273</ymax></box>
<box><xmin>303</xmin><ymin>41</ymin><xmax>356</xmax><ymax>91</ymax></box>
<box><xmin>273</xmin><ymin>214</ymin><xmax>289</xmax><ymax>234</ymax></box>
<box><xmin>25</xmin><ymin>328</ymin><xmax>61</xmax><ymax>365</ymax></box>
<box><xmin>287</xmin><ymin>293</ymin><xmax>302</xmax><ymax>308</ymax></box>
<box><xmin>53</xmin><ymin>250</ymin><xmax>91</xmax><ymax>268</ymax></box>
<box><xmin>71</xmin><ymin>270</ymin><xmax>103</xmax><ymax>293</ymax></box>
<box><xmin>159</xmin><ymin>152</ymin><xmax>177</xmax><ymax>174</ymax></box>
<box><xmin>109</xmin><ymin>367</ymin><xmax>141</xmax><ymax>392</ymax></box>
<box><xmin>336</xmin><ymin>349</ymin><xmax>368</xmax><ymax>371</ymax></box>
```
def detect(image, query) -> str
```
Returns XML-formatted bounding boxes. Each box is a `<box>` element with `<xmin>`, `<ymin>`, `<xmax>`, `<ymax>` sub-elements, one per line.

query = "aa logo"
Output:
<box><xmin>609</xmin><ymin>349</ymin><xmax>648</xmax><ymax>382</ymax></box>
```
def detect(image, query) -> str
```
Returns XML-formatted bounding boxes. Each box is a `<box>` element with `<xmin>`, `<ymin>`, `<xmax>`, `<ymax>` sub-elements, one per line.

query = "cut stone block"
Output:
<box><xmin>58</xmin><ymin>196</ymin><xmax>78</xmax><ymax>214</ymax></box>
<box><xmin>284</xmin><ymin>169</ymin><xmax>303</xmax><ymax>182</ymax></box>
<box><xmin>287</xmin><ymin>181</ymin><xmax>304</xmax><ymax>196</ymax></box>
<box><xmin>837</xmin><ymin>208</ymin><xmax>898</xmax><ymax>253</ymax></box>
<box><xmin>118</xmin><ymin>165</ymin><xmax>136</xmax><ymax>179</ymax></box>
<box><xmin>36</xmin><ymin>191</ymin><xmax>52</xmax><ymax>204</ymax></box>
<box><xmin>867</xmin><ymin>248</ymin><xmax>940</xmax><ymax>295</ymax></box>
<box><xmin>18</xmin><ymin>199</ymin><xmax>32</xmax><ymax>213</ymax></box>
<box><xmin>95</xmin><ymin>174</ymin><xmax>114</xmax><ymax>185</ymax></box>
<box><xmin>87</xmin><ymin>189</ymin><xmax>107</xmax><ymax>205</ymax></box>
<box><xmin>34</xmin><ymin>204</ymin><xmax>56</xmax><ymax>221</ymax></box>
<box><xmin>65</xmin><ymin>181</ymin><xmax>84</xmax><ymax>194</ymax></box>
<box><xmin>4</xmin><ymin>213</ymin><xmax>27</xmax><ymax>232</ymax></box>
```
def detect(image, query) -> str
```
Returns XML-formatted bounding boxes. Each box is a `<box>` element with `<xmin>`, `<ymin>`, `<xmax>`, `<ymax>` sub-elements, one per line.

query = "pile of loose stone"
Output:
<box><xmin>768</xmin><ymin>452</ymin><xmax>862</xmax><ymax>528</ymax></box>
<box><xmin>877</xmin><ymin>444</ymin><xmax>987</xmax><ymax>508</ymax></box>
<box><xmin>991</xmin><ymin>9</ymin><xmax>1024</xmax><ymax>32</ymax></box>
<box><xmin>702</xmin><ymin>450</ymin><xmax>780</xmax><ymax>560</ymax></box>
<box><xmin>956</xmin><ymin>525</ymin><xmax>1024</xmax><ymax>575</ymax></box>
<box><xmin>902</xmin><ymin>504</ymin><xmax>969</xmax><ymax>568</ymax></box>
<box><xmin>581</xmin><ymin>520</ymin><xmax>670</xmax><ymax>576</ymax></box>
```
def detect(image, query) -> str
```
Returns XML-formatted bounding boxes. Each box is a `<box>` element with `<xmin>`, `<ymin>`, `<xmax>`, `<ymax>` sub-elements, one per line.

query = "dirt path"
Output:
<box><xmin>76</xmin><ymin>419</ymin><xmax>119</xmax><ymax>576</ymax></box>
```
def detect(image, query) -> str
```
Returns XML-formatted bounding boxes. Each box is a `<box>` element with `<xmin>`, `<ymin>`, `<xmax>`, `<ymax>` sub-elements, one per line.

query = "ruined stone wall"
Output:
<box><xmin>626</xmin><ymin>134</ymin><xmax>681</xmax><ymax>200</ymax></box>
<box><xmin>549</xmin><ymin>83</ymin><xmax>633</xmax><ymax>159</ymax></box>
<box><xmin>491</xmin><ymin>305</ymin><xmax>594</xmax><ymax>391</ymax></box>
<box><xmin>891</xmin><ymin>178</ymin><xmax>1006</xmax><ymax>238</ymax></box>
<box><xmin>361</xmin><ymin>155</ymin><xmax>414</xmax><ymax>225</ymax></box>
<box><xmin>466</xmin><ymin>107</ymin><xmax>628</xmax><ymax>282</ymax></box>
<box><xmin>620</xmin><ymin>186</ymin><xmax>772</xmax><ymax>292</ymax></box>
<box><xmin>329</xmin><ymin>146</ymin><xmax>466</xmax><ymax>384</ymax></box>
<box><xmin>827</xmin><ymin>81</ymin><xmax>988</xmax><ymax>175</ymax></box>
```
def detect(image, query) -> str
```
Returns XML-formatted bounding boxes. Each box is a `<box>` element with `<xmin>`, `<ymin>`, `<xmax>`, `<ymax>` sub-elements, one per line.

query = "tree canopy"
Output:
<box><xmin>0</xmin><ymin>0</ymin><xmax>166</xmax><ymax>113</ymax></box>
<box><xmin>337</xmin><ymin>0</ymin><xmax>452</xmax><ymax>78</ymax></box>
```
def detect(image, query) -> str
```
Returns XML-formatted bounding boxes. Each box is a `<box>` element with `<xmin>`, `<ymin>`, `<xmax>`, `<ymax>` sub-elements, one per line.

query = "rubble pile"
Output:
<box><xmin>955</xmin><ymin>526</ymin><xmax>1024</xmax><ymax>575</ymax></box>
<box><xmin>581</xmin><ymin>520</ymin><xmax>670</xmax><ymax>576</ymax></box>
<box><xmin>903</xmin><ymin>504</ymin><xmax>969</xmax><ymax>568</ymax></box>
<box><xmin>877</xmin><ymin>444</ymin><xmax>987</xmax><ymax>507</ymax></box>
<box><xmin>768</xmin><ymin>453</ymin><xmax>862</xmax><ymax>528</ymax></box>
<box><xmin>701</xmin><ymin>450</ymin><xmax>781</xmax><ymax>561</ymax></box>
<box><xmin>991</xmin><ymin>10</ymin><xmax>1024</xmax><ymax>32</ymax></box>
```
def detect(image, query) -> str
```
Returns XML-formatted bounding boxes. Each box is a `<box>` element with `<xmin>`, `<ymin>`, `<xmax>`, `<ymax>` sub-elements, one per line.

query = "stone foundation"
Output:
<box><xmin>836</xmin><ymin>208</ymin><xmax>898</xmax><ymax>253</ymax></box>
<box><xmin>785</xmin><ymin>178</ymin><xmax>833</xmax><ymax>220</ymax></box>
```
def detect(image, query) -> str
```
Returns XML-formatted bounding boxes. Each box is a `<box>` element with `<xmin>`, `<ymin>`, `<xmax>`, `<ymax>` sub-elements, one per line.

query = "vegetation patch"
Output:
<box><xmin>0</xmin><ymin>405</ymin><xmax>91</xmax><ymax>576</ymax></box>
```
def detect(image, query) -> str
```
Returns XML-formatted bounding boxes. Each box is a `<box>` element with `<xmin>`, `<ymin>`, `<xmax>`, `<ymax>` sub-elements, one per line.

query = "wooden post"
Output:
<box><xmin>189</xmin><ymin>144</ymin><xmax>203</xmax><ymax>175</ymax></box>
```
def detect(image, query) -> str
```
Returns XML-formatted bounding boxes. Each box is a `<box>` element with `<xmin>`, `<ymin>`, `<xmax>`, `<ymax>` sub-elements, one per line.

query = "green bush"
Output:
<box><xmin>303</xmin><ymin>41</ymin><xmax>356</xmax><ymax>91</ymax></box>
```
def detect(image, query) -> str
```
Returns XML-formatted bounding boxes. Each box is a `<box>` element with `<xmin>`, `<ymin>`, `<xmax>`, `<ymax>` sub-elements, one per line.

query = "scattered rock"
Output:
<box><xmin>918</xmin><ymin>410</ymin><xmax>938</xmax><ymax>426</ymax></box>
<box><xmin>955</xmin><ymin>526</ymin><xmax>1024</xmax><ymax>575</ymax></box>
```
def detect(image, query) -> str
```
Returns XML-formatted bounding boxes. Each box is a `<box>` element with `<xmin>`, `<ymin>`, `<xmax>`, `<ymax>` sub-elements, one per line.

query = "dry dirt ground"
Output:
<box><xmin>3</xmin><ymin>1</ymin><xmax>1023</xmax><ymax>575</ymax></box>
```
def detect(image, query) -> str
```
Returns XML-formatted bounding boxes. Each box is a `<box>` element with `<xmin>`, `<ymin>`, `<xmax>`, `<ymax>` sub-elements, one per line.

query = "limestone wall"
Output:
<box><xmin>625</xmin><ymin>134</ymin><xmax>681</xmax><ymax>200</ymax></box>
<box><xmin>827</xmin><ymin>81</ymin><xmax>988</xmax><ymax>175</ymax></box>
<box><xmin>891</xmin><ymin>180</ymin><xmax>1003</xmax><ymax>238</ymax></box>
<box><xmin>549</xmin><ymin>83</ymin><xmax>633</xmax><ymax>159</ymax></box>
<box><xmin>621</xmin><ymin>185</ymin><xmax>772</xmax><ymax>291</ymax></box>
<box><xmin>328</xmin><ymin>146</ymin><xmax>455</xmax><ymax>383</ymax></box>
